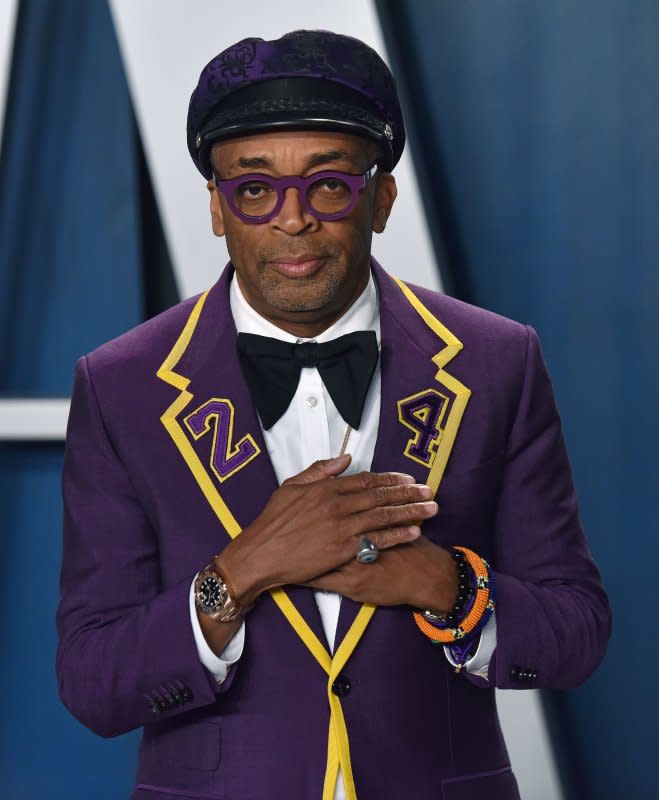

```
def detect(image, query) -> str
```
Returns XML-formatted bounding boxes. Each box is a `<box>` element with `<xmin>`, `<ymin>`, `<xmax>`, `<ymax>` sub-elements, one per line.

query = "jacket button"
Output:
<box><xmin>511</xmin><ymin>665</ymin><xmax>537</xmax><ymax>682</ymax></box>
<box><xmin>331</xmin><ymin>674</ymin><xmax>351</xmax><ymax>697</ymax></box>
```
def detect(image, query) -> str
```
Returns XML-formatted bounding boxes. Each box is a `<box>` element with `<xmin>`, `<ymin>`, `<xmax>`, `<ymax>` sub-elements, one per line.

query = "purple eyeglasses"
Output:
<box><xmin>213</xmin><ymin>164</ymin><xmax>378</xmax><ymax>224</ymax></box>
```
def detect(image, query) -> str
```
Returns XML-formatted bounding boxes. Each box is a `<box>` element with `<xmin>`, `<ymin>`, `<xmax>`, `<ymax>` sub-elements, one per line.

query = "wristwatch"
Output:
<box><xmin>194</xmin><ymin>560</ymin><xmax>246</xmax><ymax>623</ymax></box>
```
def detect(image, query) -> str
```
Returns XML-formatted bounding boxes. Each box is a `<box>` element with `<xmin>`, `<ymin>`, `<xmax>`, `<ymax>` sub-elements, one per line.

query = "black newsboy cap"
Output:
<box><xmin>187</xmin><ymin>29</ymin><xmax>406</xmax><ymax>178</ymax></box>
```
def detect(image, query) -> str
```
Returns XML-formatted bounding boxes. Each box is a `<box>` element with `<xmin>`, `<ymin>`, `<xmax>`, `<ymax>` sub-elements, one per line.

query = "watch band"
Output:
<box><xmin>194</xmin><ymin>560</ymin><xmax>246</xmax><ymax>623</ymax></box>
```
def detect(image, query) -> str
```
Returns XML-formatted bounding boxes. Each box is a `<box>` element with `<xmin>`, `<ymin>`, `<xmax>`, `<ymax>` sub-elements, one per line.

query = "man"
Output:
<box><xmin>57</xmin><ymin>30</ymin><xmax>610</xmax><ymax>800</ymax></box>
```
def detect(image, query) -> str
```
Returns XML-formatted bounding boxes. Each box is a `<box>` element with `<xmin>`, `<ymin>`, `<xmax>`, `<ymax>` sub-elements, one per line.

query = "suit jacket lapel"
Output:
<box><xmin>156</xmin><ymin>265</ymin><xmax>330</xmax><ymax>653</ymax></box>
<box><xmin>371</xmin><ymin>261</ymin><xmax>471</xmax><ymax>493</ymax></box>
<box><xmin>335</xmin><ymin>261</ymin><xmax>472</xmax><ymax>649</ymax></box>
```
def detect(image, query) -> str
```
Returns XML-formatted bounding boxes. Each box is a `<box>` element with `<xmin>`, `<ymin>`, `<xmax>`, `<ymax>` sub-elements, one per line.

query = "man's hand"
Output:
<box><xmin>217</xmin><ymin>454</ymin><xmax>438</xmax><ymax>606</ymax></box>
<box><xmin>304</xmin><ymin>535</ymin><xmax>458</xmax><ymax>613</ymax></box>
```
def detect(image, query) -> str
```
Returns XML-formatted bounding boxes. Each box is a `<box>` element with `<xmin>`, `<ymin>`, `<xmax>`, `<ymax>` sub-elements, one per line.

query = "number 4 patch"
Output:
<box><xmin>397</xmin><ymin>389</ymin><xmax>449</xmax><ymax>468</ymax></box>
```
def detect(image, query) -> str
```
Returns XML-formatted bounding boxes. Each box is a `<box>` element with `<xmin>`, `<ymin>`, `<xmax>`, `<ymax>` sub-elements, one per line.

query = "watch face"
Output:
<box><xmin>197</xmin><ymin>574</ymin><xmax>227</xmax><ymax>613</ymax></box>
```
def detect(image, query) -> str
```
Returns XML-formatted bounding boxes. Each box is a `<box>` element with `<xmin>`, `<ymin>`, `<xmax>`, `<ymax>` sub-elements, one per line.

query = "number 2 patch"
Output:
<box><xmin>397</xmin><ymin>389</ymin><xmax>449</xmax><ymax>468</ymax></box>
<box><xmin>184</xmin><ymin>398</ymin><xmax>260</xmax><ymax>483</ymax></box>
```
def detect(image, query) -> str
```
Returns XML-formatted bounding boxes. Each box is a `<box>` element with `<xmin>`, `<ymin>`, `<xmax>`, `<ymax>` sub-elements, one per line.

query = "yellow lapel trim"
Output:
<box><xmin>324</xmin><ymin>603</ymin><xmax>377</xmax><ymax>799</ymax></box>
<box><xmin>392</xmin><ymin>277</ymin><xmax>472</xmax><ymax>495</ymax></box>
<box><xmin>157</xmin><ymin>291</ymin><xmax>240</xmax><ymax>539</ymax></box>
<box><xmin>156</xmin><ymin>291</ymin><xmax>361</xmax><ymax>797</ymax></box>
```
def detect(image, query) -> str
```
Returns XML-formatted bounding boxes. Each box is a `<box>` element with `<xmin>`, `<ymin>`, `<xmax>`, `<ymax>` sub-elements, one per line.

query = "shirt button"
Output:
<box><xmin>306</xmin><ymin>396</ymin><xmax>318</xmax><ymax>408</ymax></box>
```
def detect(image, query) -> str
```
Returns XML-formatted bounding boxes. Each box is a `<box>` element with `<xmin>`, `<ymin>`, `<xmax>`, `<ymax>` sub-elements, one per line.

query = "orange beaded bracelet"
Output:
<box><xmin>413</xmin><ymin>547</ymin><xmax>492</xmax><ymax>644</ymax></box>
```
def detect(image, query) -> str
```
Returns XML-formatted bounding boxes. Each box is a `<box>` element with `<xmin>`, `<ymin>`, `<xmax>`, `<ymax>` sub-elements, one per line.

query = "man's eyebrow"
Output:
<box><xmin>304</xmin><ymin>150</ymin><xmax>353</xmax><ymax>169</ymax></box>
<box><xmin>226</xmin><ymin>150</ymin><xmax>354</xmax><ymax>174</ymax></box>
<box><xmin>230</xmin><ymin>156</ymin><xmax>273</xmax><ymax>171</ymax></box>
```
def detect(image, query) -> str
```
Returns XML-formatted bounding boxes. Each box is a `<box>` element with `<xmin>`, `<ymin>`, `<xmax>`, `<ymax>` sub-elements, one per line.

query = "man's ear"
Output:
<box><xmin>372</xmin><ymin>172</ymin><xmax>397</xmax><ymax>234</ymax></box>
<box><xmin>208</xmin><ymin>179</ymin><xmax>226</xmax><ymax>237</ymax></box>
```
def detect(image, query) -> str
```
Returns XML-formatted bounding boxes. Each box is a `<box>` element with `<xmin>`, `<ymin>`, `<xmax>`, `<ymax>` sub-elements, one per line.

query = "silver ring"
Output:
<box><xmin>356</xmin><ymin>536</ymin><xmax>379</xmax><ymax>564</ymax></box>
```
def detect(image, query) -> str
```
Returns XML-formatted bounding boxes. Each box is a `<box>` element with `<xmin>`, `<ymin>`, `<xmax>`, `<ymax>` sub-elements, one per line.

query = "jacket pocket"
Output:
<box><xmin>441</xmin><ymin>766</ymin><xmax>520</xmax><ymax>800</ymax></box>
<box><xmin>144</xmin><ymin>718</ymin><xmax>221</xmax><ymax>771</ymax></box>
<box><xmin>133</xmin><ymin>785</ymin><xmax>222</xmax><ymax>800</ymax></box>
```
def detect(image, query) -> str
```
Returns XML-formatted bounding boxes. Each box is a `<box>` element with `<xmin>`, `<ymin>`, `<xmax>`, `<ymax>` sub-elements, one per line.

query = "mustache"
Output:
<box><xmin>257</xmin><ymin>243</ymin><xmax>341</xmax><ymax>262</ymax></box>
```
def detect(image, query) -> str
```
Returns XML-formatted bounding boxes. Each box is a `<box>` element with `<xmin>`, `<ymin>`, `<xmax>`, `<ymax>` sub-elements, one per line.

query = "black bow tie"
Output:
<box><xmin>237</xmin><ymin>331</ymin><xmax>379</xmax><ymax>430</ymax></box>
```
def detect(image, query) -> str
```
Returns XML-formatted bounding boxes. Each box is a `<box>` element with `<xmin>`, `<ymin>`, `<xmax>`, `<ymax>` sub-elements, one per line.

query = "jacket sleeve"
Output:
<box><xmin>56</xmin><ymin>356</ymin><xmax>231</xmax><ymax>738</ymax></box>
<box><xmin>486</xmin><ymin>326</ymin><xmax>611</xmax><ymax>689</ymax></box>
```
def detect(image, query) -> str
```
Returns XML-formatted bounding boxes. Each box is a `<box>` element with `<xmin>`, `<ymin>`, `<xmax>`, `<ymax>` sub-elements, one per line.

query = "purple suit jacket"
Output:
<box><xmin>57</xmin><ymin>261</ymin><xmax>610</xmax><ymax>800</ymax></box>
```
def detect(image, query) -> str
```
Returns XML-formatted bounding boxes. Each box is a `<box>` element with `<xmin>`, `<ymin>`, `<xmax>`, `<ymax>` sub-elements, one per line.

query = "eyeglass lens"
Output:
<box><xmin>233</xmin><ymin>175</ymin><xmax>353</xmax><ymax>218</ymax></box>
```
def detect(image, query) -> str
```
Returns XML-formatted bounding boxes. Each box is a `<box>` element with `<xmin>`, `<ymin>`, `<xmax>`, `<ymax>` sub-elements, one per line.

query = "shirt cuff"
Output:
<box><xmin>443</xmin><ymin>611</ymin><xmax>497</xmax><ymax>680</ymax></box>
<box><xmin>189</xmin><ymin>575</ymin><xmax>245</xmax><ymax>684</ymax></box>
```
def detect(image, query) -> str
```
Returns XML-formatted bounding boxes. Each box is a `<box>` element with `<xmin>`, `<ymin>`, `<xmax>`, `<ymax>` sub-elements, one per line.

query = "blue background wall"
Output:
<box><xmin>1</xmin><ymin>1</ymin><xmax>657</xmax><ymax>797</ymax></box>
<box><xmin>0</xmin><ymin>1</ymin><xmax>143</xmax><ymax>796</ymax></box>
<box><xmin>379</xmin><ymin>2</ymin><xmax>657</xmax><ymax>798</ymax></box>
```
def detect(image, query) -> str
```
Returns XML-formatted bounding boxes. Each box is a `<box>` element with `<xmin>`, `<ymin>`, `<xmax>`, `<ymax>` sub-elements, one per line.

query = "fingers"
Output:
<box><xmin>351</xmin><ymin>498</ymin><xmax>437</xmax><ymax>536</ymax></box>
<box><xmin>283</xmin><ymin>454</ymin><xmax>351</xmax><ymax>485</ymax></box>
<box><xmin>367</xmin><ymin>524</ymin><xmax>422</xmax><ymax>550</ymax></box>
<box><xmin>341</xmin><ymin>482</ymin><xmax>433</xmax><ymax>514</ymax></box>
<box><xmin>286</xmin><ymin>464</ymin><xmax>424</xmax><ymax>499</ymax></box>
<box><xmin>334</xmin><ymin>470</ymin><xmax>417</xmax><ymax>494</ymax></box>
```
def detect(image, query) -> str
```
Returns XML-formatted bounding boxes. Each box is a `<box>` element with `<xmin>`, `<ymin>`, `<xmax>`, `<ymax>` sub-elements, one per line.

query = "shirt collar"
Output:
<box><xmin>229</xmin><ymin>268</ymin><xmax>381</xmax><ymax>344</ymax></box>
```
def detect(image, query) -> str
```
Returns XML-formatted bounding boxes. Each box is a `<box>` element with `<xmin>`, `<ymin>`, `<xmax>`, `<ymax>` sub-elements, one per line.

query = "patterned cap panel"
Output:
<box><xmin>187</xmin><ymin>30</ymin><xmax>405</xmax><ymax>177</ymax></box>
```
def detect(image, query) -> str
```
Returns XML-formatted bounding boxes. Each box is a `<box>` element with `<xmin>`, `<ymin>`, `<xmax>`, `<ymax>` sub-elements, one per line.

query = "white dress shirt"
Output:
<box><xmin>189</xmin><ymin>272</ymin><xmax>496</xmax><ymax>799</ymax></box>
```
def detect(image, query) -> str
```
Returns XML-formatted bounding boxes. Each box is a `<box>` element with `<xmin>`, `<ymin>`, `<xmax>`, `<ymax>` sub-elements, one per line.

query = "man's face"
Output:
<box><xmin>208</xmin><ymin>130</ymin><xmax>397</xmax><ymax>337</ymax></box>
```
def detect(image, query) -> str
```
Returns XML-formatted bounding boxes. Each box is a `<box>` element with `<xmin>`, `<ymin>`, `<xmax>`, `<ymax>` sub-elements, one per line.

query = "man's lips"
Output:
<box><xmin>267</xmin><ymin>255</ymin><xmax>326</xmax><ymax>277</ymax></box>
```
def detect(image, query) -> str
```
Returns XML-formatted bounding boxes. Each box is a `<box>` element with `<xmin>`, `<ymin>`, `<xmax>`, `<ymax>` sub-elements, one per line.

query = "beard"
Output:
<box><xmin>253</xmin><ymin>241</ymin><xmax>349</xmax><ymax>313</ymax></box>
<box><xmin>256</xmin><ymin>264</ymin><xmax>343</xmax><ymax>313</ymax></box>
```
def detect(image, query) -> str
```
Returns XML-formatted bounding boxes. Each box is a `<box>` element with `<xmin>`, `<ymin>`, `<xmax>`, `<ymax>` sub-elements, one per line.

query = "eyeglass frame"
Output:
<box><xmin>212</xmin><ymin>164</ymin><xmax>378</xmax><ymax>224</ymax></box>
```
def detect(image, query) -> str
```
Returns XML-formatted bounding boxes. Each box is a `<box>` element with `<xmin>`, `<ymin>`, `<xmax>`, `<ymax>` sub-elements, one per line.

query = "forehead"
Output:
<box><xmin>211</xmin><ymin>130</ymin><xmax>374</xmax><ymax>173</ymax></box>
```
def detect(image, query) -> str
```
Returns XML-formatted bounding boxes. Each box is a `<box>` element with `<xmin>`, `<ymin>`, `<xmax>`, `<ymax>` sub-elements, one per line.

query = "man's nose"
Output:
<box><xmin>271</xmin><ymin>187</ymin><xmax>318</xmax><ymax>234</ymax></box>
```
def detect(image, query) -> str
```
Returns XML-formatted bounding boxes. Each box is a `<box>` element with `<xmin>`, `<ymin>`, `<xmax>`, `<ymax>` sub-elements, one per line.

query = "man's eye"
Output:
<box><xmin>237</xmin><ymin>182</ymin><xmax>271</xmax><ymax>199</ymax></box>
<box><xmin>319</xmin><ymin>179</ymin><xmax>342</xmax><ymax>192</ymax></box>
<box><xmin>312</xmin><ymin>178</ymin><xmax>350</xmax><ymax>197</ymax></box>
